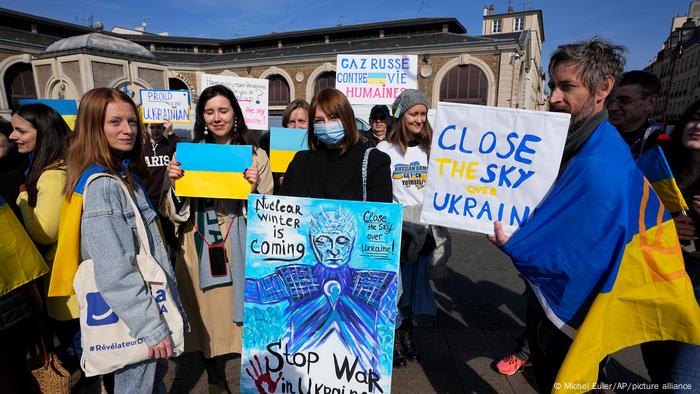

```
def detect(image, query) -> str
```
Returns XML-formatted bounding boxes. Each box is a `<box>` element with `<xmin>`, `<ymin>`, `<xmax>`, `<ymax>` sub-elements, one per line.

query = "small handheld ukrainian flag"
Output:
<box><xmin>635</xmin><ymin>145</ymin><xmax>688</xmax><ymax>213</ymax></box>
<box><xmin>19</xmin><ymin>99</ymin><xmax>78</xmax><ymax>130</ymax></box>
<box><xmin>175</xmin><ymin>143</ymin><xmax>253</xmax><ymax>200</ymax></box>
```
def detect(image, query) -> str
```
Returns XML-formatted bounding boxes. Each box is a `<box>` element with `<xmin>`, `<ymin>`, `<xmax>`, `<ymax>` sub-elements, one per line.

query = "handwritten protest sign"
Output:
<box><xmin>19</xmin><ymin>99</ymin><xmax>78</xmax><ymax>129</ymax></box>
<box><xmin>241</xmin><ymin>195</ymin><xmax>401</xmax><ymax>394</ymax></box>
<box><xmin>335</xmin><ymin>54</ymin><xmax>418</xmax><ymax>105</ymax></box>
<box><xmin>421</xmin><ymin>102</ymin><xmax>570</xmax><ymax>235</ymax></box>
<box><xmin>199</xmin><ymin>74</ymin><xmax>269</xmax><ymax>130</ymax></box>
<box><xmin>175</xmin><ymin>143</ymin><xmax>252</xmax><ymax>200</ymax></box>
<box><xmin>269</xmin><ymin>127</ymin><xmax>308</xmax><ymax>173</ymax></box>
<box><xmin>139</xmin><ymin>90</ymin><xmax>191</xmax><ymax>124</ymax></box>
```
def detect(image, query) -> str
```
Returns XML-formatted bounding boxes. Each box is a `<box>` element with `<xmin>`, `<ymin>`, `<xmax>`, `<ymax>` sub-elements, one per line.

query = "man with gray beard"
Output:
<box><xmin>489</xmin><ymin>38</ymin><xmax>625</xmax><ymax>392</ymax></box>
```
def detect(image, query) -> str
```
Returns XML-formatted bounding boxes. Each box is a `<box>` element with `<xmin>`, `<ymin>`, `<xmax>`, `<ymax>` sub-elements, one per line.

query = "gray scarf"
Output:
<box><xmin>193</xmin><ymin>198</ymin><xmax>247</xmax><ymax>323</ymax></box>
<box><xmin>558</xmin><ymin>109</ymin><xmax>608</xmax><ymax>176</ymax></box>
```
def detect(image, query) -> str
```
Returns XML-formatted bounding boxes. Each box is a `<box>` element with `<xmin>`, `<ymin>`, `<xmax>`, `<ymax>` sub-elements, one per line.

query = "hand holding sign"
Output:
<box><xmin>168</xmin><ymin>160</ymin><xmax>184</xmax><ymax>185</ymax></box>
<box><xmin>487</xmin><ymin>221</ymin><xmax>510</xmax><ymax>246</ymax></box>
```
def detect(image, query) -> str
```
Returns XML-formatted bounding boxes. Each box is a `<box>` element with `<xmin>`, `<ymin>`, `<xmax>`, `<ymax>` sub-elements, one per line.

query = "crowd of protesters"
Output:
<box><xmin>1</xmin><ymin>36</ymin><xmax>700</xmax><ymax>394</ymax></box>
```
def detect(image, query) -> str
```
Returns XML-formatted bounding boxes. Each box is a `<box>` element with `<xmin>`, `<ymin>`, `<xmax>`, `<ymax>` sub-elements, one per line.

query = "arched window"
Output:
<box><xmin>4</xmin><ymin>63</ymin><xmax>36</xmax><ymax>110</ymax></box>
<box><xmin>439</xmin><ymin>65</ymin><xmax>488</xmax><ymax>105</ymax></box>
<box><xmin>314</xmin><ymin>71</ymin><xmax>336</xmax><ymax>95</ymax></box>
<box><xmin>268</xmin><ymin>75</ymin><xmax>290</xmax><ymax>106</ymax></box>
<box><xmin>168</xmin><ymin>77</ymin><xmax>188</xmax><ymax>91</ymax></box>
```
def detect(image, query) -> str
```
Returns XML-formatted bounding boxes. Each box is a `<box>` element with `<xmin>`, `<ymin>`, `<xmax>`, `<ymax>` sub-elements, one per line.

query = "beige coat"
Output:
<box><xmin>162</xmin><ymin>148</ymin><xmax>273</xmax><ymax>357</ymax></box>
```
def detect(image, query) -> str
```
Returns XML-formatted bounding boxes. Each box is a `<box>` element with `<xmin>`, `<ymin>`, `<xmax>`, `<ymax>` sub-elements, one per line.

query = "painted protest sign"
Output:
<box><xmin>199</xmin><ymin>74</ymin><xmax>269</xmax><ymax>130</ymax></box>
<box><xmin>174</xmin><ymin>143</ymin><xmax>252</xmax><ymax>200</ymax></box>
<box><xmin>269</xmin><ymin>127</ymin><xmax>308</xmax><ymax>173</ymax></box>
<box><xmin>19</xmin><ymin>99</ymin><xmax>78</xmax><ymax>129</ymax></box>
<box><xmin>139</xmin><ymin>90</ymin><xmax>191</xmax><ymax>124</ymax></box>
<box><xmin>421</xmin><ymin>102</ymin><xmax>570</xmax><ymax>236</ymax></box>
<box><xmin>241</xmin><ymin>195</ymin><xmax>402</xmax><ymax>394</ymax></box>
<box><xmin>335</xmin><ymin>54</ymin><xmax>418</xmax><ymax>105</ymax></box>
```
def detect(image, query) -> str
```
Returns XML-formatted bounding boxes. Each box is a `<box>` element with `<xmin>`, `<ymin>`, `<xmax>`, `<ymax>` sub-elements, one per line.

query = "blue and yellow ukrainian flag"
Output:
<box><xmin>19</xmin><ymin>99</ymin><xmax>78</xmax><ymax>130</ymax></box>
<box><xmin>502</xmin><ymin>121</ymin><xmax>700</xmax><ymax>393</ymax></box>
<box><xmin>48</xmin><ymin>165</ymin><xmax>105</xmax><ymax>296</ymax></box>
<box><xmin>49</xmin><ymin>165</ymin><xmax>164</xmax><ymax>297</ymax></box>
<box><xmin>636</xmin><ymin>145</ymin><xmax>688</xmax><ymax>213</ymax></box>
<box><xmin>0</xmin><ymin>196</ymin><xmax>48</xmax><ymax>296</ymax></box>
<box><xmin>175</xmin><ymin>143</ymin><xmax>253</xmax><ymax>200</ymax></box>
<box><xmin>367</xmin><ymin>72</ymin><xmax>387</xmax><ymax>85</ymax></box>
<box><xmin>269</xmin><ymin>127</ymin><xmax>307</xmax><ymax>173</ymax></box>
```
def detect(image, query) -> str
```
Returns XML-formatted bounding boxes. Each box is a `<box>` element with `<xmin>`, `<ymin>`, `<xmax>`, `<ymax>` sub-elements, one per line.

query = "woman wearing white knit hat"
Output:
<box><xmin>378</xmin><ymin>89</ymin><xmax>451</xmax><ymax>369</ymax></box>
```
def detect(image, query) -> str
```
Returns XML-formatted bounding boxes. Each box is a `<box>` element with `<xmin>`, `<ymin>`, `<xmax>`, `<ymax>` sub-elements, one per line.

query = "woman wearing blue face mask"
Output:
<box><xmin>280</xmin><ymin>88</ymin><xmax>392</xmax><ymax>202</ymax></box>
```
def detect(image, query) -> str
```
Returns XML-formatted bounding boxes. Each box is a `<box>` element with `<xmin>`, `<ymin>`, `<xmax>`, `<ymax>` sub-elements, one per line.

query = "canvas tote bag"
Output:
<box><xmin>73</xmin><ymin>174</ymin><xmax>184</xmax><ymax>377</ymax></box>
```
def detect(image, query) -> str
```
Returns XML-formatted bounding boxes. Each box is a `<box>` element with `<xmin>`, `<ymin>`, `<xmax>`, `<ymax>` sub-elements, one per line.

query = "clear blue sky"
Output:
<box><xmin>0</xmin><ymin>0</ymin><xmax>690</xmax><ymax>70</ymax></box>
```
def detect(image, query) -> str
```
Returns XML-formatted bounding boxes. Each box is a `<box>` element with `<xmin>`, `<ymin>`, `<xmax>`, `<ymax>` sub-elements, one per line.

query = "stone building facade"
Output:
<box><xmin>0</xmin><ymin>6</ymin><xmax>546</xmax><ymax>121</ymax></box>
<box><xmin>646</xmin><ymin>0</ymin><xmax>700</xmax><ymax>124</ymax></box>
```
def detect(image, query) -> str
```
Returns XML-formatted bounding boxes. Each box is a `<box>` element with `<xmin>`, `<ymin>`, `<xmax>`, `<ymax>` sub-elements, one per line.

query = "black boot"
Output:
<box><xmin>393</xmin><ymin>329</ymin><xmax>407</xmax><ymax>368</ymax></box>
<box><xmin>400</xmin><ymin>326</ymin><xmax>419</xmax><ymax>361</ymax></box>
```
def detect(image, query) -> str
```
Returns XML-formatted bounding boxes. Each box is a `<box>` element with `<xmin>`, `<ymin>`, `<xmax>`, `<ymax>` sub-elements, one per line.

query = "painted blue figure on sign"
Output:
<box><xmin>244</xmin><ymin>206</ymin><xmax>397</xmax><ymax>372</ymax></box>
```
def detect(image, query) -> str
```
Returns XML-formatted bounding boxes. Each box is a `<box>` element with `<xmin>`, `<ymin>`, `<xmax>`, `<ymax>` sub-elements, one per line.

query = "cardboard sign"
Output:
<box><xmin>335</xmin><ymin>54</ymin><xmax>418</xmax><ymax>105</ymax></box>
<box><xmin>19</xmin><ymin>99</ymin><xmax>78</xmax><ymax>129</ymax></box>
<box><xmin>269</xmin><ymin>127</ymin><xmax>308</xmax><ymax>173</ymax></box>
<box><xmin>241</xmin><ymin>195</ymin><xmax>402</xmax><ymax>394</ymax></box>
<box><xmin>139</xmin><ymin>90</ymin><xmax>191</xmax><ymax>124</ymax></box>
<box><xmin>199</xmin><ymin>74</ymin><xmax>269</xmax><ymax>130</ymax></box>
<box><xmin>174</xmin><ymin>143</ymin><xmax>252</xmax><ymax>200</ymax></box>
<box><xmin>421</xmin><ymin>102</ymin><xmax>570</xmax><ymax>235</ymax></box>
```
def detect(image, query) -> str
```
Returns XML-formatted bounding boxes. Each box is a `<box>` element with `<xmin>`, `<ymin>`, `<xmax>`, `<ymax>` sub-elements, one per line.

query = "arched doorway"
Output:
<box><xmin>4</xmin><ymin>63</ymin><xmax>36</xmax><ymax>110</ymax></box>
<box><xmin>313</xmin><ymin>71</ymin><xmax>336</xmax><ymax>96</ymax></box>
<box><xmin>168</xmin><ymin>77</ymin><xmax>188</xmax><ymax>91</ymax></box>
<box><xmin>439</xmin><ymin>64</ymin><xmax>488</xmax><ymax>105</ymax></box>
<box><xmin>267</xmin><ymin>75</ymin><xmax>290</xmax><ymax>107</ymax></box>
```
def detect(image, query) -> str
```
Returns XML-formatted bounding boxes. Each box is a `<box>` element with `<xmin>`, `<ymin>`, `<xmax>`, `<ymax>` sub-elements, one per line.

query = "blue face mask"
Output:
<box><xmin>314</xmin><ymin>121</ymin><xmax>345</xmax><ymax>146</ymax></box>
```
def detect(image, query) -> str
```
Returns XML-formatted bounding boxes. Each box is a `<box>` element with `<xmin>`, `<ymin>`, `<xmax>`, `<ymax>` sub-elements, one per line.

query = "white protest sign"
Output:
<box><xmin>335</xmin><ymin>54</ymin><xmax>417</xmax><ymax>105</ymax></box>
<box><xmin>421</xmin><ymin>102</ymin><xmax>570</xmax><ymax>235</ymax></box>
<box><xmin>199</xmin><ymin>74</ymin><xmax>269</xmax><ymax>130</ymax></box>
<box><xmin>139</xmin><ymin>90</ymin><xmax>191</xmax><ymax>124</ymax></box>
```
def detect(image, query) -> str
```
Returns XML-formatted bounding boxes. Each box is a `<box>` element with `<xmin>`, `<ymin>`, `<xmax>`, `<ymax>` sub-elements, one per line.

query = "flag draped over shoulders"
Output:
<box><xmin>502</xmin><ymin>120</ymin><xmax>700</xmax><ymax>393</ymax></box>
<box><xmin>49</xmin><ymin>165</ymin><xmax>163</xmax><ymax>297</ymax></box>
<box><xmin>0</xmin><ymin>195</ymin><xmax>49</xmax><ymax>296</ymax></box>
<box><xmin>48</xmin><ymin>165</ymin><xmax>105</xmax><ymax>297</ymax></box>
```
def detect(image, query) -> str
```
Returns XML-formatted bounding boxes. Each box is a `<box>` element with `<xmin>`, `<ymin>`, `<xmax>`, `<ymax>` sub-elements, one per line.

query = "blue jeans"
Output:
<box><xmin>642</xmin><ymin>260</ymin><xmax>700</xmax><ymax>392</ymax></box>
<box><xmin>113</xmin><ymin>359</ymin><xmax>167</xmax><ymax>394</ymax></box>
<box><xmin>666</xmin><ymin>263</ymin><xmax>700</xmax><ymax>392</ymax></box>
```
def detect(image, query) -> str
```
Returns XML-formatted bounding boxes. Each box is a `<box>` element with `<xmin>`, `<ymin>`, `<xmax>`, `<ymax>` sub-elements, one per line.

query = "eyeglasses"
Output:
<box><xmin>370</xmin><ymin>116</ymin><xmax>387</xmax><ymax>123</ymax></box>
<box><xmin>608</xmin><ymin>96</ymin><xmax>650</xmax><ymax>106</ymax></box>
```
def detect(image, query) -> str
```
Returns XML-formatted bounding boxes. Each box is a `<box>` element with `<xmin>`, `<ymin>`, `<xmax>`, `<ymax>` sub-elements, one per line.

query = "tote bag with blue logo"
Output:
<box><xmin>73</xmin><ymin>174</ymin><xmax>184</xmax><ymax>377</ymax></box>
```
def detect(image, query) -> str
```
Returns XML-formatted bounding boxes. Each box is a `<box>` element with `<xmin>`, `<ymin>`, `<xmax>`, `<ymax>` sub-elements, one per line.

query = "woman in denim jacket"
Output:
<box><xmin>65</xmin><ymin>88</ymin><xmax>186</xmax><ymax>394</ymax></box>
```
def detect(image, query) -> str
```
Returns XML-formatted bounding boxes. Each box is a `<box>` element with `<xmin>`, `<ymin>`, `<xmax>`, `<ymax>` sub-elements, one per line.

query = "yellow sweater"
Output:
<box><xmin>17</xmin><ymin>168</ymin><xmax>79</xmax><ymax>320</ymax></box>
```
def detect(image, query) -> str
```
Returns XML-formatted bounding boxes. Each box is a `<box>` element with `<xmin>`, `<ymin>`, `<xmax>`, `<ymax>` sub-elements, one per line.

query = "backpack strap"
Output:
<box><xmin>362</xmin><ymin>147</ymin><xmax>375</xmax><ymax>202</ymax></box>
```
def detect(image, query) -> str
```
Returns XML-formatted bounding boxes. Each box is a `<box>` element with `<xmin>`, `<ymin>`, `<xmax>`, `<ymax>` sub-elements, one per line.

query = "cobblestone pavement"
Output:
<box><xmin>74</xmin><ymin>230</ymin><xmax>651</xmax><ymax>393</ymax></box>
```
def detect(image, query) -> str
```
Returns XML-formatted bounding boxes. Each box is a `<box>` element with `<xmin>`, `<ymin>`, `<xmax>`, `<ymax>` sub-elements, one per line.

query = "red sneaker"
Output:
<box><xmin>495</xmin><ymin>354</ymin><xmax>527</xmax><ymax>375</ymax></box>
